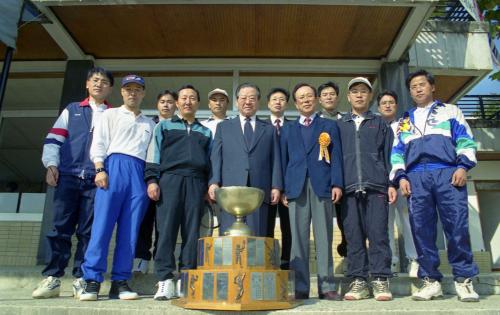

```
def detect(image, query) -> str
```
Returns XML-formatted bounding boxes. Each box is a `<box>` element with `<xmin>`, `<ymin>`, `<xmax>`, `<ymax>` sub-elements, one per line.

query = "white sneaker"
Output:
<box><xmin>154</xmin><ymin>279</ymin><xmax>177</xmax><ymax>300</ymax></box>
<box><xmin>72</xmin><ymin>277</ymin><xmax>85</xmax><ymax>299</ymax></box>
<box><xmin>408</xmin><ymin>259</ymin><xmax>419</xmax><ymax>278</ymax></box>
<box><xmin>455</xmin><ymin>278</ymin><xmax>479</xmax><ymax>302</ymax></box>
<box><xmin>132</xmin><ymin>258</ymin><xmax>149</xmax><ymax>274</ymax></box>
<box><xmin>176</xmin><ymin>279</ymin><xmax>184</xmax><ymax>298</ymax></box>
<box><xmin>412</xmin><ymin>278</ymin><xmax>443</xmax><ymax>301</ymax></box>
<box><xmin>371</xmin><ymin>278</ymin><xmax>393</xmax><ymax>301</ymax></box>
<box><xmin>32</xmin><ymin>276</ymin><xmax>61</xmax><ymax>299</ymax></box>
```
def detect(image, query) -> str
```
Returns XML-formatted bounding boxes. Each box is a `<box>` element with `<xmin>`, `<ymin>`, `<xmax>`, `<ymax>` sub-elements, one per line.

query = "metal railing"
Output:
<box><xmin>430</xmin><ymin>0</ymin><xmax>476</xmax><ymax>22</ymax></box>
<box><xmin>457</xmin><ymin>95</ymin><xmax>500</xmax><ymax>120</ymax></box>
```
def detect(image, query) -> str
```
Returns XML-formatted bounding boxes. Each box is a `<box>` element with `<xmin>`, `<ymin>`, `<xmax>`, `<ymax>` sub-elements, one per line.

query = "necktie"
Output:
<box><xmin>275</xmin><ymin>118</ymin><xmax>281</xmax><ymax>135</ymax></box>
<box><xmin>304</xmin><ymin>117</ymin><xmax>312</xmax><ymax>127</ymax></box>
<box><xmin>244</xmin><ymin>117</ymin><xmax>253</xmax><ymax>147</ymax></box>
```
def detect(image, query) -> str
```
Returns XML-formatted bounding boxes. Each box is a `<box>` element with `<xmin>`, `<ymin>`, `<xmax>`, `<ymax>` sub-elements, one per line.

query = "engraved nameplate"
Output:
<box><xmin>198</xmin><ymin>239</ymin><xmax>205</xmax><ymax>266</ymax></box>
<box><xmin>251</xmin><ymin>272</ymin><xmax>263</xmax><ymax>300</ymax></box>
<box><xmin>216</xmin><ymin>272</ymin><xmax>228</xmax><ymax>301</ymax></box>
<box><xmin>256</xmin><ymin>239</ymin><xmax>265</xmax><ymax>266</ymax></box>
<box><xmin>263</xmin><ymin>272</ymin><xmax>276</xmax><ymax>300</ymax></box>
<box><xmin>203</xmin><ymin>272</ymin><xmax>214</xmax><ymax>301</ymax></box>
<box><xmin>247</xmin><ymin>238</ymin><xmax>256</xmax><ymax>266</ymax></box>
<box><xmin>214</xmin><ymin>238</ymin><xmax>222</xmax><ymax>266</ymax></box>
<box><xmin>222</xmin><ymin>237</ymin><xmax>232</xmax><ymax>266</ymax></box>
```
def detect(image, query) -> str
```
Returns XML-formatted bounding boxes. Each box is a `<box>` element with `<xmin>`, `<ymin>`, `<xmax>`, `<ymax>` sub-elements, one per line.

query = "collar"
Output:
<box><xmin>173</xmin><ymin>114</ymin><xmax>200</xmax><ymax>125</ymax></box>
<box><xmin>299</xmin><ymin>113</ymin><xmax>317</xmax><ymax>124</ymax></box>
<box><xmin>207</xmin><ymin>115</ymin><xmax>227</xmax><ymax>122</ymax></box>
<box><xmin>119</xmin><ymin>105</ymin><xmax>145</xmax><ymax>118</ymax></box>
<box><xmin>79</xmin><ymin>97</ymin><xmax>110</xmax><ymax>108</ymax></box>
<box><xmin>321</xmin><ymin>109</ymin><xmax>339</xmax><ymax>117</ymax></box>
<box><xmin>239</xmin><ymin>115</ymin><xmax>256</xmax><ymax>124</ymax></box>
<box><xmin>270</xmin><ymin>114</ymin><xmax>284</xmax><ymax>123</ymax></box>
<box><xmin>343</xmin><ymin>110</ymin><xmax>374</xmax><ymax>122</ymax></box>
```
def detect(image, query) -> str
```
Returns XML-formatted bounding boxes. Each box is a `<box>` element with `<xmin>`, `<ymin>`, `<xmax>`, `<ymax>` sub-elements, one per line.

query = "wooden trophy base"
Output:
<box><xmin>172</xmin><ymin>298</ymin><xmax>301</xmax><ymax>311</ymax></box>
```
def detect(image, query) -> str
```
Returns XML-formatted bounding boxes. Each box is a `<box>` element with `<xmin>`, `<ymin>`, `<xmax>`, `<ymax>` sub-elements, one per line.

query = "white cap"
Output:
<box><xmin>208</xmin><ymin>88</ymin><xmax>229</xmax><ymax>99</ymax></box>
<box><xmin>347</xmin><ymin>77</ymin><xmax>372</xmax><ymax>90</ymax></box>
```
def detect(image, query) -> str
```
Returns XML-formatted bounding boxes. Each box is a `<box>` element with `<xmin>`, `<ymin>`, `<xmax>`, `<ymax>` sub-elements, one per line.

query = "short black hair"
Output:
<box><xmin>377</xmin><ymin>90</ymin><xmax>398</xmax><ymax>105</ymax></box>
<box><xmin>236</xmin><ymin>83</ymin><xmax>261</xmax><ymax>100</ymax></box>
<box><xmin>292</xmin><ymin>83</ymin><xmax>317</xmax><ymax>102</ymax></box>
<box><xmin>406</xmin><ymin>69</ymin><xmax>435</xmax><ymax>89</ymax></box>
<box><xmin>317</xmin><ymin>81</ymin><xmax>339</xmax><ymax>97</ymax></box>
<box><xmin>156</xmin><ymin>90</ymin><xmax>178</xmax><ymax>102</ymax></box>
<box><xmin>267</xmin><ymin>87</ymin><xmax>290</xmax><ymax>102</ymax></box>
<box><xmin>87</xmin><ymin>67</ymin><xmax>114</xmax><ymax>86</ymax></box>
<box><xmin>177</xmin><ymin>84</ymin><xmax>200</xmax><ymax>101</ymax></box>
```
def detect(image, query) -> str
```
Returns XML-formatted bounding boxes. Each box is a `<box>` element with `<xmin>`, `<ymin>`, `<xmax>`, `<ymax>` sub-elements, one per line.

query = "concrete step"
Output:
<box><xmin>2</xmin><ymin>266</ymin><xmax>500</xmax><ymax>296</ymax></box>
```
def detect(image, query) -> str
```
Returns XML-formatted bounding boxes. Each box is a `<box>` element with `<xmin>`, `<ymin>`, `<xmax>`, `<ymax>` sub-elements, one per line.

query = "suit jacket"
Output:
<box><xmin>280</xmin><ymin>117</ymin><xmax>344</xmax><ymax>200</ymax></box>
<box><xmin>209</xmin><ymin>116</ymin><xmax>282</xmax><ymax>203</ymax></box>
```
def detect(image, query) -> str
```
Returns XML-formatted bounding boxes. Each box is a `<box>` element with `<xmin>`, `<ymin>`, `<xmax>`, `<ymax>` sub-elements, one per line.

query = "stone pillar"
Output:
<box><xmin>37</xmin><ymin>60</ymin><xmax>94</xmax><ymax>264</ymax></box>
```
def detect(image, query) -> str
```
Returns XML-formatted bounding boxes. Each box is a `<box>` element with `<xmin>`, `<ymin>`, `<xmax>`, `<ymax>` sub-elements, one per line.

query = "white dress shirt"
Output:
<box><xmin>201</xmin><ymin>116</ymin><xmax>227</xmax><ymax>138</ymax></box>
<box><xmin>270</xmin><ymin>114</ymin><xmax>285</xmax><ymax>127</ymax></box>
<box><xmin>239</xmin><ymin>115</ymin><xmax>256</xmax><ymax>132</ymax></box>
<box><xmin>299</xmin><ymin>113</ymin><xmax>317</xmax><ymax>126</ymax></box>
<box><xmin>90</xmin><ymin>105</ymin><xmax>155</xmax><ymax>163</ymax></box>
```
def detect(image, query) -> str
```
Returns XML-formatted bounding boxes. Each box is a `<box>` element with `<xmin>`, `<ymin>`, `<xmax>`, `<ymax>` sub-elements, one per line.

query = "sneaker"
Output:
<box><xmin>408</xmin><ymin>259</ymin><xmax>419</xmax><ymax>278</ymax></box>
<box><xmin>109</xmin><ymin>280</ymin><xmax>139</xmax><ymax>300</ymax></box>
<box><xmin>79</xmin><ymin>280</ymin><xmax>100</xmax><ymax>301</ymax></box>
<box><xmin>154</xmin><ymin>279</ymin><xmax>177</xmax><ymax>300</ymax></box>
<box><xmin>371</xmin><ymin>278</ymin><xmax>393</xmax><ymax>301</ymax></box>
<box><xmin>455</xmin><ymin>278</ymin><xmax>479</xmax><ymax>302</ymax></box>
<box><xmin>132</xmin><ymin>258</ymin><xmax>149</xmax><ymax>274</ymax></box>
<box><xmin>32</xmin><ymin>276</ymin><xmax>61</xmax><ymax>299</ymax></box>
<box><xmin>344</xmin><ymin>278</ymin><xmax>370</xmax><ymax>300</ymax></box>
<box><xmin>412</xmin><ymin>278</ymin><xmax>443</xmax><ymax>301</ymax></box>
<box><xmin>72</xmin><ymin>277</ymin><xmax>85</xmax><ymax>299</ymax></box>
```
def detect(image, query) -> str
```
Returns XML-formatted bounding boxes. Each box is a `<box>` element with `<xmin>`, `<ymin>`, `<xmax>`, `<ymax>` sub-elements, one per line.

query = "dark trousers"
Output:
<box><xmin>407</xmin><ymin>167</ymin><xmax>478</xmax><ymax>281</ymax></box>
<box><xmin>135</xmin><ymin>201</ymin><xmax>158</xmax><ymax>261</ymax></box>
<box><xmin>266</xmin><ymin>201</ymin><xmax>291</xmax><ymax>264</ymax></box>
<box><xmin>42</xmin><ymin>175</ymin><xmax>96</xmax><ymax>278</ymax></box>
<box><xmin>341</xmin><ymin>191</ymin><xmax>392</xmax><ymax>280</ymax></box>
<box><xmin>154</xmin><ymin>173</ymin><xmax>206</xmax><ymax>281</ymax></box>
<box><xmin>334</xmin><ymin>203</ymin><xmax>348</xmax><ymax>257</ymax></box>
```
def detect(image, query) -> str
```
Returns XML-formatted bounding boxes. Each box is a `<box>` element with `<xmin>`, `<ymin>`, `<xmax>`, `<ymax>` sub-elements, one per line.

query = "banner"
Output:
<box><xmin>0</xmin><ymin>0</ymin><xmax>23</xmax><ymax>49</ymax></box>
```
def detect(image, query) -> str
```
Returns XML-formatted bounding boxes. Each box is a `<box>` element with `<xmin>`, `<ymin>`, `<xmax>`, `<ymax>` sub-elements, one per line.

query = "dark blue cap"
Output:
<box><xmin>121</xmin><ymin>74</ymin><xmax>145</xmax><ymax>88</ymax></box>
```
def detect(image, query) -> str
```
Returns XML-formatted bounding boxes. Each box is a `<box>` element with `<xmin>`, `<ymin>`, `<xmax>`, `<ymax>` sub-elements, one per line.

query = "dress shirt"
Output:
<box><xmin>299</xmin><ymin>113</ymin><xmax>317</xmax><ymax>126</ymax></box>
<box><xmin>201</xmin><ymin>116</ymin><xmax>227</xmax><ymax>138</ymax></box>
<box><xmin>239</xmin><ymin>115</ymin><xmax>256</xmax><ymax>132</ymax></box>
<box><xmin>270</xmin><ymin>114</ymin><xmax>285</xmax><ymax>127</ymax></box>
<box><xmin>90</xmin><ymin>105</ymin><xmax>155</xmax><ymax>163</ymax></box>
<box><xmin>353</xmin><ymin>113</ymin><xmax>365</xmax><ymax>131</ymax></box>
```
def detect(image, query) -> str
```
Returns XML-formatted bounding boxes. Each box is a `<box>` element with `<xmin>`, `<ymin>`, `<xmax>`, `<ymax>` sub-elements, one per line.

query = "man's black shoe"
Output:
<box><xmin>109</xmin><ymin>280</ymin><xmax>139</xmax><ymax>300</ymax></box>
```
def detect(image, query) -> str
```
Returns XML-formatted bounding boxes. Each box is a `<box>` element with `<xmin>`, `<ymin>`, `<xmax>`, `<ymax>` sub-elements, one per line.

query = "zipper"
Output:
<box><xmin>354</xmin><ymin>120</ymin><xmax>363</xmax><ymax>192</ymax></box>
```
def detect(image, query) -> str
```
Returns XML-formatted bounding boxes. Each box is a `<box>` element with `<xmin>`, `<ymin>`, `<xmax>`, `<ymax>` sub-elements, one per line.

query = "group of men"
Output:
<box><xmin>32</xmin><ymin>67</ymin><xmax>480</xmax><ymax>304</ymax></box>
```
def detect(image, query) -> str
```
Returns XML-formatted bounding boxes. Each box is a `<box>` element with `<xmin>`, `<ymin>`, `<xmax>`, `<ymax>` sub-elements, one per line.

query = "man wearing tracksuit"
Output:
<box><xmin>33</xmin><ymin>67</ymin><xmax>113</xmax><ymax>299</ymax></box>
<box><xmin>337</xmin><ymin>77</ymin><xmax>396</xmax><ymax>301</ymax></box>
<box><xmin>145</xmin><ymin>85</ymin><xmax>212</xmax><ymax>301</ymax></box>
<box><xmin>80</xmin><ymin>74</ymin><xmax>155</xmax><ymax>301</ymax></box>
<box><xmin>390</xmin><ymin>69</ymin><xmax>480</xmax><ymax>302</ymax></box>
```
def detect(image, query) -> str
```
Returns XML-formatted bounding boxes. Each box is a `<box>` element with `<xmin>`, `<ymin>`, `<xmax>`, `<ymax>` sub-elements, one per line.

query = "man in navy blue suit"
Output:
<box><xmin>280</xmin><ymin>83</ymin><xmax>343</xmax><ymax>300</ymax></box>
<box><xmin>208</xmin><ymin>83</ymin><xmax>282</xmax><ymax>237</ymax></box>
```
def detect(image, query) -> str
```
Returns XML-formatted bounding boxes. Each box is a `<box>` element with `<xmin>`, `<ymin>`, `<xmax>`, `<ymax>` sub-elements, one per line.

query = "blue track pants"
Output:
<box><xmin>82</xmin><ymin>154</ymin><xmax>149</xmax><ymax>283</ymax></box>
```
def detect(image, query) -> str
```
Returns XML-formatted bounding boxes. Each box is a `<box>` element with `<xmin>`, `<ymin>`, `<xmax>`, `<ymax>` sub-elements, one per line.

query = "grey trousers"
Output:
<box><xmin>288</xmin><ymin>179</ymin><xmax>335</xmax><ymax>295</ymax></box>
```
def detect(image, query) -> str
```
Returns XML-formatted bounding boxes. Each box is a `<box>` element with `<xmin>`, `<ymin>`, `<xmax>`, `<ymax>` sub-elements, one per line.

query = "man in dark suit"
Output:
<box><xmin>208</xmin><ymin>83</ymin><xmax>282</xmax><ymax>237</ymax></box>
<box><xmin>265</xmin><ymin>87</ymin><xmax>292</xmax><ymax>270</ymax></box>
<box><xmin>280</xmin><ymin>83</ymin><xmax>343</xmax><ymax>300</ymax></box>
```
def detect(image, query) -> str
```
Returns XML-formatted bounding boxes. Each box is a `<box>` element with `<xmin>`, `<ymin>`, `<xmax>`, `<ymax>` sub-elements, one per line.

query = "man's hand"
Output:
<box><xmin>95</xmin><ymin>171</ymin><xmax>108</xmax><ymax>189</ymax></box>
<box><xmin>281</xmin><ymin>194</ymin><xmax>289</xmax><ymax>207</ymax></box>
<box><xmin>399</xmin><ymin>178</ymin><xmax>411</xmax><ymax>197</ymax></box>
<box><xmin>147</xmin><ymin>183</ymin><xmax>160</xmax><ymax>201</ymax></box>
<box><xmin>332</xmin><ymin>187</ymin><xmax>342</xmax><ymax>204</ymax></box>
<box><xmin>270</xmin><ymin>189</ymin><xmax>281</xmax><ymax>205</ymax></box>
<box><xmin>208</xmin><ymin>184</ymin><xmax>220</xmax><ymax>201</ymax></box>
<box><xmin>388</xmin><ymin>186</ymin><xmax>397</xmax><ymax>204</ymax></box>
<box><xmin>46</xmin><ymin>166</ymin><xmax>59</xmax><ymax>187</ymax></box>
<box><xmin>451</xmin><ymin>168</ymin><xmax>467</xmax><ymax>187</ymax></box>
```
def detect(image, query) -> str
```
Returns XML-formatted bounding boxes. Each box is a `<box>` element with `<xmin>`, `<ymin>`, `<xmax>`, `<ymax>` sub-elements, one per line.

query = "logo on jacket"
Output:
<box><xmin>318</xmin><ymin>132</ymin><xmax>331</xmax><ymax>164</ymax></box>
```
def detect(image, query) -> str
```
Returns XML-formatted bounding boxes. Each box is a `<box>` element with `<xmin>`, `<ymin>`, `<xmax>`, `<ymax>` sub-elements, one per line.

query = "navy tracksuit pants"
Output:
<box><xmin>407</xmin><ymin>167</ymin><xmax>478</xmax><ymax>281</ymax></box>
<box><xmin>154</xmin><ymin>173</ymin><xmax>206</xmax><ymax>281</ymax></box>
<box><xmin>135</xmin><ymin>201</ymin><xmax>158</xmax><ymax>261</ymax></box>
<box><xmin>42</xmin><ymin>175</ymin><xmax>95</xmax><ymax>278</ymax></box>
<box><xmin>82</xmin><ymin>154</ymin><xmax>149</xmax><ymax>283</ymax></box>
<box><xmin>341</xmin><ymin>191</ymin><xmax>392</xmax><ymax>280</ymax></box>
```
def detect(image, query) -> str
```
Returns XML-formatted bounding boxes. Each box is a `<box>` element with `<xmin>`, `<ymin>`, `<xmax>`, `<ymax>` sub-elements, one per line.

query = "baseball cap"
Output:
<box><xmin>208</xmin><ymin>88</ymin><xmax>229</xmax><ymax>99</ymax></box>
<box><xmin>347</xmin><ymin>77</ymin><xmax>372</xmax><ymax>91</ymax></box>
<box><xmin>121</xmin><ymin>74</ymin><xmax>145</xmax><ymax>88</ymax></box>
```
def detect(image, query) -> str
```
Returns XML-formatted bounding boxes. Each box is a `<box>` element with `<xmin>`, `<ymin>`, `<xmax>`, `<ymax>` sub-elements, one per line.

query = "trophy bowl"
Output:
<box><xmin>215</xmin><ymin>186</ymin><xmax>265</xmax><ymax>236</ymax></box>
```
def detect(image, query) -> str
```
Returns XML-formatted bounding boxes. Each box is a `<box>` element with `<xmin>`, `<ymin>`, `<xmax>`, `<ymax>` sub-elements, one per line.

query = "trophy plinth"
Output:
<box><xmin>215</xmin><ymin>186</ymin><xmax>264</xmax><ymax>236</ymax></box>
<box><xmin>172</xmin><ymin>186</ymin><xmax>299</xmax><ymax>311</ymax></box>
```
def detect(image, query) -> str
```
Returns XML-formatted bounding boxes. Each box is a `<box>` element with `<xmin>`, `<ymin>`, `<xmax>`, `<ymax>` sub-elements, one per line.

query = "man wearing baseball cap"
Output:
<box><xmin>337</xmin><ymin>77</ymin><xmax>396</xmax><ymax>301</ymax></box>
<box><xmin>79</xmin><ymin>74</ymin><xmax>156</xmax><ymax>301</ymax></box>
<box><xmin>201</xmin><ymin>88</ymin><xmax>230</xmax><ymax>138</ymax></box>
